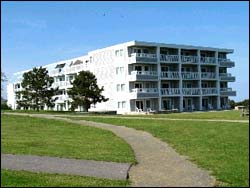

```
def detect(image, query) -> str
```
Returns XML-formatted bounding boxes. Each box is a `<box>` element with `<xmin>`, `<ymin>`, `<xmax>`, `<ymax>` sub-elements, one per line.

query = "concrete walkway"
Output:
<box><xmin>56</xmin><ymin>114</ymin><xmax>249</xmax><ymax>123</ymax></box>
<box><xmin>3</xmin><ymin>113</ymin><xmax>216</xmax><ymax>186</ymax></box>
<box><xmin>1</xmin><ymin>154</ymin><xmax>131</xmax><ymax>180</ymax></box>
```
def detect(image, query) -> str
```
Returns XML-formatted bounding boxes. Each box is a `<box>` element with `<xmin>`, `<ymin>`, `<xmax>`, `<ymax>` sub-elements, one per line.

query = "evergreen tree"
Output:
<box><xmin>16</xmin><ymin>67</ymin><xmax>58</xmax><ymax>111</ymax></box>
<box><xmin>68</xmin><ymin>71</ymin><xmax>108</xmax><ymax>111</ymax></box>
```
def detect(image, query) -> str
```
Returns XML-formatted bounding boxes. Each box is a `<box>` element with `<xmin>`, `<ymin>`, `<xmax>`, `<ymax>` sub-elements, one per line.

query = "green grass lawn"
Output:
<box><xmin>1</xmin><ymin>169</ymin><xmax>130</xmax><ymax>187</ymax></box>
<box><xmin>1</xmin><ymin>114</ymin><xmax>136</xmax><ymax>164</ymax></box>
<box><xmin>72</xmin><ymin>116</ymin><xmax>249</xmax><ymax>187</ymax></box>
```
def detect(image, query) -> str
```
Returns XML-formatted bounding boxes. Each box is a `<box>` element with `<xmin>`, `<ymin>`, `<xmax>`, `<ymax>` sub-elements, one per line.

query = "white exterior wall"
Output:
<box><xmin>7</xmin><ymin>40</ymin><xmax>236</xmax><ymax>114</ymax></box>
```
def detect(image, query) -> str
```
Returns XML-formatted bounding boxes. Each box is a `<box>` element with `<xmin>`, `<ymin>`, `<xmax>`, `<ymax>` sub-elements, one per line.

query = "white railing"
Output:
<box><xmin>160</xmin><ymin>55</ymin><xmax>179</xmax><ymax>62</ymax></box>
<box><xmin>131</xmin><ymin>88</ymin><xmax>158</xmax><ymax>93</ymax></box>
<box><xmin>181</xmin><ymin>55</ymin><xmax>199</xmax><ymax>63</ymax></box>
<box><xmin>131</xmin><ymin>53</ymin><xmax>157</xmax><ymax>58</ymax></box>
<box><xmin>200</xmin><ymin>57</ymin><xmax>216</xmax><ymax>64</ymax></box>
<box><xmin>219</xmin><ymin>73</ymin><xmax>232</xmax><ymax>77</ymax></box>
<box><xmin>202</xmin><ymin>88</ymin><xmax>218</xmax><ymax>95</ymax></box>
<box><xmin>52</xmin><ymin>81</ymin><xmax>72</xmax><ymax>88</ymax></box>
<box><xmin>131</xmin><ymin>71</ymin><xmax>157</xmax><ymax>76</ymax></box>
<box><xmin>182</xmin><ymin>88</ymin><xmax>200</xmax><ymax>95</ymax></box>
<box><xmin>201</xmin><ymin>72</ymin><xmax>216</xmax><ymax>79</ymax></box>
<box><xmin>161</xmin><ymin>88</ymin><xmax>180</xmax><ymax>95</ymax></box>
<box><xmin>161</xmin><ymin>71</ymin><xmax>180</xmax><ymax>79</ymax></box>
<box><xmin>181</xmin><ymin>72</ymin><xmax>199</xmax><ymax>79</ymax></box>
<box><xmin>220</xmin><ymin>88</ymin><xmax>232</xmax><ymax>92</ymax></box>
<box><xmin>65</xmin><ymin>65</ymin><xmax>85</xmax><ymax>74</ymax></box>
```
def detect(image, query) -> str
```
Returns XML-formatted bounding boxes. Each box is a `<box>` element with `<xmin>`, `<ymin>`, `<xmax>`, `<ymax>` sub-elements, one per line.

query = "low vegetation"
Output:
<box><xmin>1</xmin><ymin>114</ymin><xmax>136</xmax><ymax>164</ymax></box>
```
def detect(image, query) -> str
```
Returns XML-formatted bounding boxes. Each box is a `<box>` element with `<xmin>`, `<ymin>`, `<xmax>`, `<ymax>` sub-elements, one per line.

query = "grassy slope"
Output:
<box><xmin>1</xmin><ymin>169</ymin><xmax>130</xmax><ymax>187</ymax></box>
<box><xmin>1</xmin><ymin>114</ymin><xmax>136</xmax><ymax>164</ymax></box>
<box><xmin>74</xmin><ymin>117</ymin><xmax>249</xmax><ymax>187</ymax></box>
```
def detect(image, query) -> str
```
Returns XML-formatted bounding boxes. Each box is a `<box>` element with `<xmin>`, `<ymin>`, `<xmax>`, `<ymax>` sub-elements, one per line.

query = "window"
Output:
<box><xmin>144</xmin><ymin>66</ymin><xmax>149</xmax><ymax>71</ymax></box>
<box><xmin>116</xmin><ymin>67</ymin><xmax>119</xmax><ymax>75</ymax></box>
<box><xmin>135</xmin><ymin>66</ymin><xmax>142</xmax><ymax>71</ymax></box>
<box><xmin>120</xmin><ymin>49</ymin><xmax>123</xmax><ymax>56</ymax></box>
<box><xmin>121</xmin><ymin>84</ymin><xmax>125</xmax><ymax>91</ymax></box>
<box><xmin>146</xmin><ymin>100</ymin><xmax>150</xmax><ymax>108</ymax></box>
<box><xmin>117</xmin><ymin>84</ymin><xmax>120</xmax><ymax>92</ymax></box>
<box><xmin>120</xmin><ymin>67</ymin><xmax>124</xmax><ymax>74</ymax></box>
<box><xmin>118</xmin><ymin>102</ymin><xmax>121</xmax><ymax>108</ymax></box>
<box><xmin>115</xmin><ymin>50</ymin><xmax>119</xmax><ymax>56</ymax></box>
<box><xmin>122</xmin><ymin>101</ymin><xmax>126</xmax><ymax>108</ymax></box>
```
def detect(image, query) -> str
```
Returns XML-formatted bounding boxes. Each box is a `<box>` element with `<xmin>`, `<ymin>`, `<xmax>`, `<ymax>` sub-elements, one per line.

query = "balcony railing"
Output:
<box><xmin>131</xmin><ymin>88</ymin><xmax>158</xmax><ymax>93</ymax></box>
<box><xmin>160</xmin><ymin>55</ymin><xmax>179</xmax><ymax>63</ymax></box>
<box><xmin>161</xmin><ymin>71</ymin><xmax>179</xmax><ymax>79</ymax></box>
<box><xmin>161</xmin><ymin>88</ymin><xmax>180</xmax><ymax>96</ymax></box>
<box><xmin>202</xmin><ymin>88</ymin><xmax>218</xmax><ymax>95</ymax></box>
<box><xmin>218</xmin><ymin>58</ymin><xmax>235</xmax><ymax>67</ymax></box>
<box><xmin>219</xmin><ymin>73</ymin><xmax>235</xmax><ymax>82</ymax></box>
<box><xmin>181</xmin><ymin>72</ymin><xmax>199</xmax><ymax>79</ymax></box>
<box><xmin>131</xmin><ymin>53</ymin><xmax>157</xmax><ymax>58</ymax></box>
<box><xmin>181</xmin><ymin>55</ymin><xmax>199</xmax><ymax>63</ymax></box>
<box><xmin>182</xmin><ymin>88</ymin><xmax>200</xmax><ymax>95</ymax></box>
<box><xmin>131</xmin><ymin>71</ymin><xmax>157</xmax><ymax>76</ymax></box>
<box><xmin>220</xmin><ymin>87</ymin><xmax>236</xmax><ymax>96</ymax></box>
<box><xmin>200</xmin><ymin>57</ymin><xmax>216</xmax><ymax>64</ymax></box>
<box><xmin>201</xmin><ymin>72</ymin><xmax>216</xmax><ymax>79</ymax></box>
<box><xmin>52</xmin><ymin>81</ymin><xmax>72</xmax><ymax>88</ymax></box>
<box><xmin>65</xmin><ymin>65</ymin><xmax>85</xmax><ymax>74</ymax></box>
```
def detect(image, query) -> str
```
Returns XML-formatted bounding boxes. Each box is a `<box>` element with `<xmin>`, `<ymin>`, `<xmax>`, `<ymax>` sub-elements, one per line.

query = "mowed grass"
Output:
<box><xmin>1</xmin><ymin>169</ymin><xmax>130</xmax><ymax>187</ymax></box>
<box><xmin>72</xmin><ymin>116</ymin><xmax>249</xmax><ymax>187</ymax></box>
<box><xmin>1</xmin><ymin>114</ymin><xmax>136</xmax><ymax>163</ymax></box>
<box><xmin>122</xmin><ymin>110</ymin><xmax>249</xmax><ymax>120</ymax></box>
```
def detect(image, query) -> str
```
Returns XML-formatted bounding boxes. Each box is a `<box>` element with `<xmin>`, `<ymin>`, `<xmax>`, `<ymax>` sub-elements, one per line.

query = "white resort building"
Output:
<box><xmin>7</xmin><ymin>40</ymin><xmax>236</xmax><ymax>114</ymax></box>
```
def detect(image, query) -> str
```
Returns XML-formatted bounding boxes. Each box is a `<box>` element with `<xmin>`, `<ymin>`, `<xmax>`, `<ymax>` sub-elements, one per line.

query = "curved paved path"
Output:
<box><xmin>3</xmin><ymin>113</ymin><xmax>216</xmax><ymax>187</ymax></box>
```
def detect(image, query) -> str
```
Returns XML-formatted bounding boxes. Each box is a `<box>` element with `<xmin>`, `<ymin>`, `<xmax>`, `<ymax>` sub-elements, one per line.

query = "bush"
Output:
<box><xmin>1</xmin><ymin>102</ymin><xmax>11</xmax><ymax>110</ymax></box>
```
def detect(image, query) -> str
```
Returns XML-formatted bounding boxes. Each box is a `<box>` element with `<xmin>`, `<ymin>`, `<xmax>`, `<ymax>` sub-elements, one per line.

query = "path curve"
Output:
<box><xmin>3</xmin><ymin>113</ymin><xmax>216</xmax><ymax>187</ymax></box>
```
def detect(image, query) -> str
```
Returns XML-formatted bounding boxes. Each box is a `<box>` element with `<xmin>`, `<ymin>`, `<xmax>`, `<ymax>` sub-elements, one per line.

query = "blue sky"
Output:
<box><xmin>1</xmin><ymin>1</ymin><xmax>249</xmax><ymax>101</ymax></box>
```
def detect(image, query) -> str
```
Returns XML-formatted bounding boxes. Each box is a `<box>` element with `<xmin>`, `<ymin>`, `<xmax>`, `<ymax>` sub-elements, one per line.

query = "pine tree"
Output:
<box><xmin>16</xmin><ymin>67</ymin><xmax>58</xmax><ymax>111</ymax></box>
<box><xmin>68</xmin><ymin>71</ymin><xmax>108</xmax><ymax>111</ymax></box>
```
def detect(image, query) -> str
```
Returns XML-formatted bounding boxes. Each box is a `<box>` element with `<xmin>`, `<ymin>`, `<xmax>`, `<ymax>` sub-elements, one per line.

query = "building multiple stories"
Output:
<box><xmin>7</xmin><ymin>40</ymin><xmax>236</xmax><ymax>114</ymax></box>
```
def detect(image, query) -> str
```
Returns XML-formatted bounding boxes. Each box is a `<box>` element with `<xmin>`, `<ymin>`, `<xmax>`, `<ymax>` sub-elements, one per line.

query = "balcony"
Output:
<box><xmin>129</xmin><ymin>53</ymin><xmax>157</xmax><ymax>64</ymax></box>
<box><xmin>219</xmin><ymin>73</ymin><xmax>235</xmax><ymax>82</ymax></box>
<box><xmin>65</xmin><ymin>65</ymin><xmax>85</xmax><ymax>74</ymax></box>
<box><xmin>160</xmin><ymin>55</ymin><xmax>179</xmax><ymax>63</ymax></box>
<box><xmin>201</xmin><ymin>72</ymin><xmax>216</xmax><ymax>80</ymax></box>
<box><xmin>52</xmin><ymin>81</ymin><xmax>72</xmax><ymax>88</ymax></box>
<box><xmin>182</xmin><ymin>88</ymin><xmax>201</xmax><ymax>95</ymax></box>
<box><xmin>202</xmin><ymin>88</ymin><xmax>218</xmax><ymax>95</ymax></box>
<box><xmin>181</xmin><ymin>56</ymin><xmax>199</xmax><ymax>64</ymax></box>
<box><xmin>161</xmin><ymin>88</ymin><xmax>180</xmax><ymax>96</ymax></box>
<box><xmin>49</xmin><ymin>69</ymin><xmax>64</xmax><ymax>77</ymax></box>
<box><xmin>129</xmin><ymin>71</ymin><xmax>158</xmax><ymax>81</ymax></box>
<box><xmin>220</xmin><ymin>88</ymin><xmax>236</xmax><ymax>96</ymax></box>
<box><xmin>181</xmin><ymin>72</ymin><xmax>199</xmax><ymax>80</ymax></box>
<box><xmin>218</xmin><ymin>58</ymin><xmax>235</xmax><ymax>67</ymax></box>
<box><xmin>200</xmin><ymin>57</ymin><xmax>216</xmax><ymax>64</ymax></box>
<box><xmin>161</xmin><ymin>71</ymin><xmax>179</xmax><ymax>79</ymax></box>
<box><xmin>53</xmin><ymin>95</ymin><xmax>68</xmax><ymax>103</ymax></box>
<box><xmin>130</xmin><ymin>88</ymin><xmax>159</xmax><ymax>99</ymax></box>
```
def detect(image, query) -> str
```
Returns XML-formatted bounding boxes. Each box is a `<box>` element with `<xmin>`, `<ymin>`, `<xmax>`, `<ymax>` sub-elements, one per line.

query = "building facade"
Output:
<box><xmin>7</xmin><ymin>41</ymin><xmax>236</xmax><ymax>114</ymax></box>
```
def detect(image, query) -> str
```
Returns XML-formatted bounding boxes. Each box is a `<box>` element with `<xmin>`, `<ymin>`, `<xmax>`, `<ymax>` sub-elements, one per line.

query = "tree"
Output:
<box><xmin>229</xmin><ymin>99</ymin><xmax>236</xmax><ymax>109</ymax></box>
<box><xmin>16</xmin><ymin>67</ymin><xmax>58</xmax><ymax>111</ymax></box>
<box><xmin>1</xmin><ymin>71</ymin><xmax>7</xmax><ymax>100</ymax></box>
<box><xmin>68</xmin><ymin>70</ymin><xmax>108</xmax><ymax>112</ymax></box>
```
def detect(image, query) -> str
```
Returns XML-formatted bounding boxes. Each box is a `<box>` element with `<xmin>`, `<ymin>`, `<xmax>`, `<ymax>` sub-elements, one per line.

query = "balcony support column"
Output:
<box><xmin>215</xmin><ymin>51</ymin><xmax>221</xmax><ymax>109</ymax></box>
<box><xmin>178</xmin><ymin>48</ymin><xmax>183</xmax><ymax>112</ymax></box>
<box><xmin>197</xmin><ymin>50</ymin><xmax>203</xmax><ymax>110</ymax></box>
<box><xmin>157</xmin><ymin>46</ymin><xmax>162</xmax><ymax>111</ymax></box>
